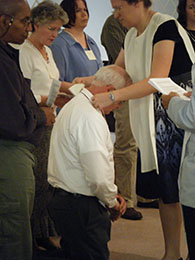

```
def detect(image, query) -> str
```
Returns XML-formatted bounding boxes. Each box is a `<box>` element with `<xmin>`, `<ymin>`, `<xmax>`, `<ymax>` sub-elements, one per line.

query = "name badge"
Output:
<box><xmin>85</xmin><ymin>50</ymin><xmax>96</xmax><ymax>60</ymax></box>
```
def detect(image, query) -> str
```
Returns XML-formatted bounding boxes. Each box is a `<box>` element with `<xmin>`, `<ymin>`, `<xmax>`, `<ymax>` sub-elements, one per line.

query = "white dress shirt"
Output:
<box><xmin>48</xmin><ymin>88</ymin><xmax>118</xmax><ymax>208</ymax></box>
<box><xmin>19</xmin><ymin>40</ymin><xmax>60</xmax><ymax>103</ymax></box>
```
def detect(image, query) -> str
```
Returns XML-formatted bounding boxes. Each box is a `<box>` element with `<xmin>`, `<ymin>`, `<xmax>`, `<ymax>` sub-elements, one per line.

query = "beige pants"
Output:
<box><xmin>114</xmin><ymin>101</ymin><xmax>137</xmax><ymax>208</ymax></box>
<box><xmin>114</xmin><ymin>102</ymin><xmax>155</xmax><ymax>208</ymax></box>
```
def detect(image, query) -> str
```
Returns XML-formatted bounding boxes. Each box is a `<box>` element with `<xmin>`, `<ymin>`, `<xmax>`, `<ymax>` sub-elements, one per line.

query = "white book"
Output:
<box><xmin>69</xmin><ymin>83</ymin><xmax>85</xmax><ymax>96</ymax></box>
<box><xmin>148</xmin><ymin>78</ymin><xmax>188</xmax><ymax>97</ymax></box>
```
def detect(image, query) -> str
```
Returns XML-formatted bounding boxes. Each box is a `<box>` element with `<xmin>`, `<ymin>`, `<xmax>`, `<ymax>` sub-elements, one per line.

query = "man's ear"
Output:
<box><xmin>106</xmin><ymin>84</ymin><xmax>115</xmax><ymax>92</ymax></box>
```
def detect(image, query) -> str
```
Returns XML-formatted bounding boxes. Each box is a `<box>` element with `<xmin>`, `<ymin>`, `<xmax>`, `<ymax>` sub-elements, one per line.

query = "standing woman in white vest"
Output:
<box><xmin>90</xmin><ymin>0</ymin><xmax>194</xmax><ymax>259</ymax></box>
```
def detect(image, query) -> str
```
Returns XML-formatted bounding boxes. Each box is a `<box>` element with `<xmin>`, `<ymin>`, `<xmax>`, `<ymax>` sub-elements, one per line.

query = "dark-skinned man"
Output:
<box><xmin>0</xmin><ymin>1</ymin><xmax>55</xmax><ymax>259</ymax></box>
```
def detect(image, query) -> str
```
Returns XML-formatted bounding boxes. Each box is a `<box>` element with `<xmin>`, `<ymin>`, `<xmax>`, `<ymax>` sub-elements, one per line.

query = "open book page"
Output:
<box><xmin>148</xmin><ymin>78</ymin><xmax>189</xmax><ymax>99</ymax></box>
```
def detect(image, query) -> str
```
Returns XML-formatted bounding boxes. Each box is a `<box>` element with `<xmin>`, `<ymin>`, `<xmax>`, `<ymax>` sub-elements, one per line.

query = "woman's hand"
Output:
<box><xmin>72</xmin><ymin>75</ymin><xmax>95</xmax><ymax>87</ymax></box>
<box><xmin>92</xmin><ymin>92</ymin><xmax>113</xmax><ymax>110</ymax></box>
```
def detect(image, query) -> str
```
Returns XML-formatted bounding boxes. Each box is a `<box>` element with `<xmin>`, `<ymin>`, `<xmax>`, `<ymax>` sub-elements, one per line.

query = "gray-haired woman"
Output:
<box><xmin>19</xmin><ymin>1</ymin><xmax>69</xmax><ymax>252</ymax></box>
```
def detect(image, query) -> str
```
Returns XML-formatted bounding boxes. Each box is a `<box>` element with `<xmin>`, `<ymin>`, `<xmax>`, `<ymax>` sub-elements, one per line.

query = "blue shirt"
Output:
<box><xmin>50</xmin><ymin>31</ymin><xmax>102</xmax><ymax>82</ymax></box>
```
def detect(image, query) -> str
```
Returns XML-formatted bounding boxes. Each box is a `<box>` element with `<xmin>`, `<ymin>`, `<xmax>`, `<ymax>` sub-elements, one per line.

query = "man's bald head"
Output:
<box><xmin>0</xmin><ymin>0</ymin><xmax>27</xmax><ymax>17</ymax></box>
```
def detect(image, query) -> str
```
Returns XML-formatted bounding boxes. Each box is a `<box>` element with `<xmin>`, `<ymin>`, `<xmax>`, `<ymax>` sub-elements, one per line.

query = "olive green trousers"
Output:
<box><xmin>0</xmin><ymin>140</ymin><xmax>35</xmax><ymax>260</ymax></box>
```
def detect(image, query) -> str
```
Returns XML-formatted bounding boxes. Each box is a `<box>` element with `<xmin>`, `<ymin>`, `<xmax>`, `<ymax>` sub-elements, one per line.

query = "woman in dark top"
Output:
<box><xmin>90</xmin><ymin>0</ymin><xmax>194</xmax><ymax>259</ymax></box>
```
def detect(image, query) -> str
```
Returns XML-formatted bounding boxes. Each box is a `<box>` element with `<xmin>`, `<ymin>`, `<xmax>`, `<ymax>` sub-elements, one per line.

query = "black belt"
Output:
<box><xmin>54</xmin><ymin>187</ymin><xmax>95</xmax><ymax>199</ymax></box>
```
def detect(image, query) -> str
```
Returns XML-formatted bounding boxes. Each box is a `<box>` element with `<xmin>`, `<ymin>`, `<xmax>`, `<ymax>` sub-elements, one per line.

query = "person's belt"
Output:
<box><xmin>54</xmin><ymin>187</ymin><xmax>95</xmax><ymax>199</ymax></box>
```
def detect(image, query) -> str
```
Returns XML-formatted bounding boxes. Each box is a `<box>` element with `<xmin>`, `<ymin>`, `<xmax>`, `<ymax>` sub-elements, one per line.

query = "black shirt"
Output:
<box><xmin>153</xmin><ymin>20</ymin><xmax>193</xmax><ymax>77</ymax></box>
<box><xmin>122</xmin><ymin>20</ymin><xmax>193</xmax><ymax>77</ymax></box>
<box><xmin>0</xmin><ymin>41</ymin><xmax>46</xmax><ymax>146</ymax></box>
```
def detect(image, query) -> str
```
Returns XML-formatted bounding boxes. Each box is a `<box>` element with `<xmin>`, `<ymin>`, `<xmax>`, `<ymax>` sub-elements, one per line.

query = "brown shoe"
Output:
<box><xmin>121</xmin><ymin>208</ymin><xmax>143</xmax><ymax>220</ymax></box>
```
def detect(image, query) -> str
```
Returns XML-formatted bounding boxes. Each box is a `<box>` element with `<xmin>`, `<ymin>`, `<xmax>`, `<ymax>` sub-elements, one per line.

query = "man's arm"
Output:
<box><xmin>78</xmin><ymin>115</ymin><xmax>118</xmax><ymax>208</ymax></box>
<box><xmin>80</xmin><ymin>150</ymin><xmax>118</xmax><ymax>208</ymax></box>
<box><xmin>0</xmin><ymin>62</ymin><xmax>47</xmax><ymax>140</ymax></box>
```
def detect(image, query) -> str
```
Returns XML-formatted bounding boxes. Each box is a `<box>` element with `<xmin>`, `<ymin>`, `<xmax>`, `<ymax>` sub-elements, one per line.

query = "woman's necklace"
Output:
<box><xmin>186</xmin><ymin>29</ymin><xmax>195</xmax><ymax>43</ymax></box>
<box><xmin>27</xmin><ymin>38</ymin><xmax>50</xmax><ymax>64</ymax></box>
<box><xmin>137</xmin><ymin>10</ymin><xmax>155</xmax><ymax>36</ymax></box>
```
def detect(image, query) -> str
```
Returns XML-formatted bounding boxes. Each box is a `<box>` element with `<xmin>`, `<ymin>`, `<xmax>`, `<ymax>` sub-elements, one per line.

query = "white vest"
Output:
<box><xmin>124</xmin><ymin>12</ymin><xmax>194</xmax><ymax>173</ymax></box>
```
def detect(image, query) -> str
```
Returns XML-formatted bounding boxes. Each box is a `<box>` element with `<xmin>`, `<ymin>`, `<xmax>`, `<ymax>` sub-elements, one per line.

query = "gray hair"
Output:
<box><xmin>92</xmin><ymin>65</ymin><xmax>131</xmax><ymax>89</ymax></box>
<box><xmin>31</xmin><ymin>1</ymin><xmax>69</xmax><ymax>27</ymax></box>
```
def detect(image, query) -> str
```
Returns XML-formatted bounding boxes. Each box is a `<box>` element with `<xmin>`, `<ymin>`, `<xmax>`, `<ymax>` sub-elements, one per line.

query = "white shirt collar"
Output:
<box><xmin>80</xmin><ymin>87</ymin><xmax>105</xmax><ymax>117</ymax></box>
<box><xmin>80</xmin><ymin>88</ymin><xmax>93</xmax><ymax>102</ymax></box>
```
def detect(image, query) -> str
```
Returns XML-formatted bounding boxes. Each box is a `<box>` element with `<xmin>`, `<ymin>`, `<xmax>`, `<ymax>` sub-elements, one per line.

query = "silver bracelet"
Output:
<box><xmin>109</xmin><ymin>92</ymin><xmax>115</xmax><ymax>103</ymax></box>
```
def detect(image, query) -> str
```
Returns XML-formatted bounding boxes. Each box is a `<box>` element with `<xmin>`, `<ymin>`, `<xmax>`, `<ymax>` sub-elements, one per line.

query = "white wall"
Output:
<box><xmin>27</xmin><ymin>0</ymin><xmax>179</xmax><ymax>61</ymax></box>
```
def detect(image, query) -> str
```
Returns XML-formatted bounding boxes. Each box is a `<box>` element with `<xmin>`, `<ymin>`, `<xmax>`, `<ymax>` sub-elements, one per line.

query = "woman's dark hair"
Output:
<box><xmin>60</xmin><ymin>0</ymin><xmax>89</xmax><ymax>28</ymax></box>
<box><xmin>177</xmin><ymin>0</ymin><xmax>187</xmax><ymax>27</ymax></box>
<box><xmin>125</xmin><ymin>0</ymin><xmax>152</xmax><ymax>8</ymax></box>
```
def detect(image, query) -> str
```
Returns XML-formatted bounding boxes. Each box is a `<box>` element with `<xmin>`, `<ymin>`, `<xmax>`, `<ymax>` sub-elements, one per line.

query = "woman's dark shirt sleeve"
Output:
<box><xmin>153</xmin><ymin>20</ymin><xmax>181</xmax><ymax>44</ymax></box>
<box><xmin>153</xmin><ymin>20</ymin><xmax>193</xmax><ymax>77</ymax></box>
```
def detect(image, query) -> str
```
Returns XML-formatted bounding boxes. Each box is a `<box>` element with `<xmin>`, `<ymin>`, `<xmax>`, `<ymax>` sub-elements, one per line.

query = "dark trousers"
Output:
<box><xmin>48</xmin><ymin>189</ymin><xmax>111</xmax><ymax>260</ymax></box>
<box><xmin>182</xmin><ymin>205</ymin><xmax>195</xmax><ymax>260</ymax></box>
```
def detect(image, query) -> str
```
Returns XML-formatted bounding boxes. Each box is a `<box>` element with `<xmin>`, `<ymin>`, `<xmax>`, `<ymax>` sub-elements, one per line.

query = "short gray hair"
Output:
<box><xmin>31</xmin><ymin>1</ymin><xmax>69</xmax><ymax>27</ymax></box>
<box><xmin>92</xmin><ymin>65</ymin><xmax>131</xmax><ymax>89</ymax></box>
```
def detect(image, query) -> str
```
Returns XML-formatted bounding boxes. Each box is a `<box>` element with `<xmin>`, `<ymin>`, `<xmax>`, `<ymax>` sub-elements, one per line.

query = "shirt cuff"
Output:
<box><xmin>107</xmin><ymin>198</ymin><xmax>118</xmax><ymax>208</ymax></box>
